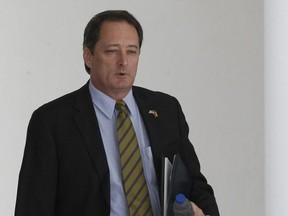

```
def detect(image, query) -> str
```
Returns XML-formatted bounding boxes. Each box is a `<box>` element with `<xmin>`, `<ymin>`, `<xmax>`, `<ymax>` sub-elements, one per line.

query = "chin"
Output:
<box><xmin>114</xmin><ymin>81</ymin><xmax>133</xmax><ymax>88</ymax></box>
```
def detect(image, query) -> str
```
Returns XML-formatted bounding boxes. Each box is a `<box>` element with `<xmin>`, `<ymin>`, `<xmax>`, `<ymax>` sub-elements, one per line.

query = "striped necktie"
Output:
<box><xmin>115</xmin><ymin>100</ymin><xmax>153</xmax><ymax>216</ymax></box>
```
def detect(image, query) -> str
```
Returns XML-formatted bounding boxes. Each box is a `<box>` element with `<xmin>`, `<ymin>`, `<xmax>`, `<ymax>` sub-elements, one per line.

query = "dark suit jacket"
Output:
<box><xmin>15</xmin><ymin>82</ymin><xmax>219</xmax><ymax>216</ymax></box>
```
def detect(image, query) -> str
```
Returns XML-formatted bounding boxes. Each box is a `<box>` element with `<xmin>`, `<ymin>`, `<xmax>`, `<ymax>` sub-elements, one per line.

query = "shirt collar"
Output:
<box><xmin>122</xmin><ymin>90</ymin><xmax>136</xmax><ymax>117</ymax></box>
<box><xmin>88</xmin><ymin>80</ymin><xmax>136</xmax><ymax>119</ymax></box>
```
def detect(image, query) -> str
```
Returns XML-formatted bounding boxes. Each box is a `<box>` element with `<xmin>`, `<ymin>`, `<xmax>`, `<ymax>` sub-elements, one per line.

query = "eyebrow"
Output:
<box><xmin>106</xmin><ymin>44</ymin><xmax>139</xmax><ymax>49</ymax></box>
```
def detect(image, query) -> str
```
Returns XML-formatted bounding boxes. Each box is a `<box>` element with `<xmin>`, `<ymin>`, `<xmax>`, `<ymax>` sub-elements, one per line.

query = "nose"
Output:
<box><xmin>118</xmin><ymin>51</ymin><xmax>128</xmax><ymax>66</ymax></box>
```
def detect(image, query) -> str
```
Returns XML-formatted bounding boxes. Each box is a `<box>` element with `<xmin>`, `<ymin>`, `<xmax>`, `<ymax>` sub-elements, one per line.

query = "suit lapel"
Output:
<box><xmin>73</xmin><ymin>83</ymin><xmax>110</xmax><ymax>208</ymax></box>
<box><xmin>133</xmin><ymin>87</ymin><xmax>163</xmax><ymax>188</ymax></box>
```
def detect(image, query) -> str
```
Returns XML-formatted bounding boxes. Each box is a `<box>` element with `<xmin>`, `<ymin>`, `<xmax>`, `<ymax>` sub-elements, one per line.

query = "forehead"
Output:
<box><xmin>98</xmin><ymin>21</ymin><xmax>139</xmax><ymax>44</ymax></box>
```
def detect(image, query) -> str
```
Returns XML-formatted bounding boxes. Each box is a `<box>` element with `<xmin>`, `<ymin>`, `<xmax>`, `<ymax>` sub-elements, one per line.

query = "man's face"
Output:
<box><xmin>83</xmin><ymin>21</ymin><xmax>140</xmax><ymax>100</ymax></box>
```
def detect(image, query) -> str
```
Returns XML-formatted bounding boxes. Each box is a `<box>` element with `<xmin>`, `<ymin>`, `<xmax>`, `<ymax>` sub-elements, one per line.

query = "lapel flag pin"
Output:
<box><xmin>149</xmin><ymin>110</ymin><xmax>159</xmax><ymax>118</ymax></box>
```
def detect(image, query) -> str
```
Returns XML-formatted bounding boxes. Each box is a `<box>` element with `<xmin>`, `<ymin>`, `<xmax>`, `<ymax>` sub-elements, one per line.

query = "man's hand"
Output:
<box><xmin>190</xmin><ymin>202</ymin><xmax>205</xmax><ymax>216</ymax></box>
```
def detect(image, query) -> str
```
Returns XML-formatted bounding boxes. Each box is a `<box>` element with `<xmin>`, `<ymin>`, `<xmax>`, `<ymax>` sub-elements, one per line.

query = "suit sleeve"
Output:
<box><xmin>175</xmin><ymin>99</ymin><xmax>220</xmax><ymax>216</ymax></box>
<box><xmin>15</xmin><ymin>109</ymin><xmax>58</xmax><ymax>216</ymax></box>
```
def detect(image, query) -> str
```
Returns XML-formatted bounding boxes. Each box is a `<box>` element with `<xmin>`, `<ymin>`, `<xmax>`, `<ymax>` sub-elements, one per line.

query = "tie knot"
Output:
<box><xmin>115</xmin><ymin>100</ymin><xmax>127</xmax><ymax>112</ymax></box>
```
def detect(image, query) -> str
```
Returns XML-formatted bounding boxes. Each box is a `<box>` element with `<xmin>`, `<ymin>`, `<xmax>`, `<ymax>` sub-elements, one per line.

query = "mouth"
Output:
<box><xmin>116</xmin><ymin>71</ymin><xmax>127</xmax><ymax>76</ymax></box>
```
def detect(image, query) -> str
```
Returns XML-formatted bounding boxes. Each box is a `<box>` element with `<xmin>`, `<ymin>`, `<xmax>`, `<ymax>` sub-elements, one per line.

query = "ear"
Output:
<box><xmin>83</xmin><ymin>47</ymin><xmax>93</xmax><ymax>69</ymax></box>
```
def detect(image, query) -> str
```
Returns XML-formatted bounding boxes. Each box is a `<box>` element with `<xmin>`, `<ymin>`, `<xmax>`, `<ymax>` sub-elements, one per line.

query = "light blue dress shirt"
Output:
<box><xmin>89</xmin><ymin>81</ymin><xmax>161</xmax><ymax>216</ymax></box>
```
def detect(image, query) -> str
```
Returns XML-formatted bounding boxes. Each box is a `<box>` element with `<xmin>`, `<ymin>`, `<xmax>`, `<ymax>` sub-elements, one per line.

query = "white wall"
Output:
<box><xmin>0</xmin><ymin>0</ymin><xmax>263</xmax><ymax>215</ymax></box>
<box><xmin>265</xmin><ymin>1</ymin><xmax>288</xmax><ymax>215</ymax></box>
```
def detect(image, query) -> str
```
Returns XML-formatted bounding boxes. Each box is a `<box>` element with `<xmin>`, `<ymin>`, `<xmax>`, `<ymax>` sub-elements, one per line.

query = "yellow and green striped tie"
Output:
<box><xmin>115</xmin><ymin>100</ymin><xmax>153</xmax><ymax>216</ymax></box>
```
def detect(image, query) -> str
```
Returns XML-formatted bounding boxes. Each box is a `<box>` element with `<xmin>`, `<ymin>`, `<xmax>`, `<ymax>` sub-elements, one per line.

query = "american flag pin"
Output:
<box><xmin>148</xmin><ymin>110</ymin><xmax>159</xmax><ymax>118</ymax></box>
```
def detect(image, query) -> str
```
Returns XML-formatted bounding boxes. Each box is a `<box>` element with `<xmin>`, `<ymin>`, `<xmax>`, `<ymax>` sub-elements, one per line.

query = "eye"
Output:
<box><xmin>128</xmin><ymin>50</ymin><xmax>138</xmax><ymax>55</ymax></box>
<box><xmin>105</xmin><ymin>49</ymin><xmax>117</xmax><ymax>54</ymax></box>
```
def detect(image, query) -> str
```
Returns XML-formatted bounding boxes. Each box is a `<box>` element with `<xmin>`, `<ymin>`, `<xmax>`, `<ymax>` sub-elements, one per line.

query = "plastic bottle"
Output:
<box><xmin>172</xmin><ymin>193</ymin><xmax>194</xmax><ymax>216</ymax></box>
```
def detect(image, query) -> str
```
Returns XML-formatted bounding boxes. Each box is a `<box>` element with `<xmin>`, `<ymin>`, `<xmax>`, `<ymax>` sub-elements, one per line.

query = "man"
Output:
<box><xmin>15</xmin><ymin>10</ymin><xmax>219</xmax><ymax>216</ymax></box>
